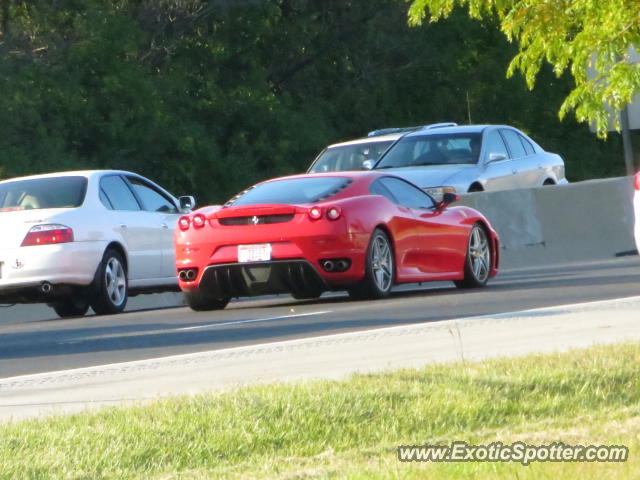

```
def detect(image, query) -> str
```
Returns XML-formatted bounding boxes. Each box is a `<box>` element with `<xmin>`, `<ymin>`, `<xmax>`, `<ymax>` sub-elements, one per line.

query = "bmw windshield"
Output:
<box><xmin>375</xmin><ymin>133</ymin><xmax>482</xmax><ymax>168</ymax></box>
<box><xmin>308</xmin><ymin>141</ymin><xmax>394</xmax><ymax>172</ymax></box>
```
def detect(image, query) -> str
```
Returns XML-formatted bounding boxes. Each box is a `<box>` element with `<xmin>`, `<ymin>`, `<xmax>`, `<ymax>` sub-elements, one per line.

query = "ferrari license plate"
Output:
<box><xmin>238</xmin><ymin>243</ymin><xmax>272</xmax><ymax>263</ymax></box>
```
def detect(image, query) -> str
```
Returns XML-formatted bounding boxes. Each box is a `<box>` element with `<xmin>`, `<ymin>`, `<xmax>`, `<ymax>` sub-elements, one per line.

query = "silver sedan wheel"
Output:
<box><xmin>105</xmin><ymin>257</ymin><xmax>127</xmax><ymax>307</ymax></box>
<box><xmin>469</xmin><ymin>226</ymin><xmax>490</xmax><ymax>283</ymax></box>
<box><xmin>370</xmin><ymin>233</ymin><xmax>393</xmax><ymax>292</ymax></box>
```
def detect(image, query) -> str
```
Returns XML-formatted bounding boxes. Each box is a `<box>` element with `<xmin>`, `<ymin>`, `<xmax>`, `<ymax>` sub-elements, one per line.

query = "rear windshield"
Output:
<box><xmin>228</xmin><ymin>177</ymin><xmax>352</xmax><ymax>206</ymax></box>
<box><xmin>0</xmin><ymin>176</ymin><xmax>88</xmax><ymax>211</ymax></box>
<box><xmin>308</xmin><ymin>140</ymin><xmax>394</xmax><ymax>172</ymax></box>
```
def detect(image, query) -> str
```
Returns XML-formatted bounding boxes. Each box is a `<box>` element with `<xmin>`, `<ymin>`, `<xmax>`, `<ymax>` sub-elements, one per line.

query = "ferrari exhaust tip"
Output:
<box><xmin>178</xmin><ymin>269</ymin><xmax>198</xmax><ymax>282</ymax></box>
<box><xmin>321</xmin><ymin>258</ymin><xmax>351</xmax><ymax>273</ymax></box>
<box><xmin>336</xmin><ymin>259</ymin><xmax>349</xmax><ymax>272</ymax></box>
<box><xmin>322</xmin><ymin>260</ymin><xmax>335</xmax><ymax>272</ymax></box>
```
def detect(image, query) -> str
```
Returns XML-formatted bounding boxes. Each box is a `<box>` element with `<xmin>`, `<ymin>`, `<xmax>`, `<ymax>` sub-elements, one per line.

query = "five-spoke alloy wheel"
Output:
<box><xmin>349</xmin><ymin>228</ymin><xmax>394</xmax><ymax>300</ymax></box>
<box><xmin>455</xmin><ymin>223</ymin><xmax>492</xmax><ymax>288</ymax></box>
<box><xmin>91</xmin><ymin>249</ymin><xmax>129</xmax><ymax>315</ymax></box>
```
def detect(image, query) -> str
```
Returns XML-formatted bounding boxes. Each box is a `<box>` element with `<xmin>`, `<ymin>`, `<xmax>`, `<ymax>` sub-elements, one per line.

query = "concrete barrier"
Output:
<box><xmin>457</xmin><ymin>176</ymin><xmax>637</xmax><ymax>269</ymax></box>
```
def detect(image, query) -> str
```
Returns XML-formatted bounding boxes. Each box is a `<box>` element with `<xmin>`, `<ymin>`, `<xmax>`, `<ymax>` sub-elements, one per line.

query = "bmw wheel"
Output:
<box><xmin>348</xmin><ymin>228</ymin><xmax>394</xmax><ymax>300</ymax></box>
<box><xmin>455</xmin><ymin>224</ymin><xmax>491</xmax><ymax>289</ymax></box>
<box><xmin>91</xmin><ymin>249</ymin><xmax>128</xmax><ymax>315</ymax></box>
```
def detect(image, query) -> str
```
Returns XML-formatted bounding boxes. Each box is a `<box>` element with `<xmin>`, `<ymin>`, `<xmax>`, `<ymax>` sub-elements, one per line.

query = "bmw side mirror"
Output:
<box><xmin>362</xmin><ymin>159</ymin><xmax>374</xmax><ymax>170</ymax></box>
<box><xmin>179</xmin><ymin>195</ymin><xmax>196</xmax><ymax>212</ymax></box>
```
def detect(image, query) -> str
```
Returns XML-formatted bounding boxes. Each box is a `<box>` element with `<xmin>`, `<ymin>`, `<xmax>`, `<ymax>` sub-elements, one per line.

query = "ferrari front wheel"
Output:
<box><xmin>184</xmin><ymin>291</ymin><xmax>230</xmax><ymax>311</ymax></box>
<box><xmin>348</xmin><ymin>228</ymin><xmax>394</xmax><ymax>300</ymax></box>
<box><xmin>455</xmin><ymin>223</ymin><xmax>491</xmax><ymax>289</ymax></box>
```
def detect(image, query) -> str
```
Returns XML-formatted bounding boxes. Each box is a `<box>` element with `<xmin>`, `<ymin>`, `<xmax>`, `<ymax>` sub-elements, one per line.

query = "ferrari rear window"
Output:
<box><xmin>229</xmin><ymin>177</ymin><xmax>352</xmax><ymax>206</ymax></box>
<box><xmin>0</xmin><ymin>176</ymin><xmax>88</xmax><ymax>211</ymax></box>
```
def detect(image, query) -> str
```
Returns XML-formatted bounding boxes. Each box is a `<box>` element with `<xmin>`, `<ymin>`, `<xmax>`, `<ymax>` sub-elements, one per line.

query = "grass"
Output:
<box><xmin>1</xmin><ymin>343</ymin><xmax>639</xmax><ymax>479</ymax></box>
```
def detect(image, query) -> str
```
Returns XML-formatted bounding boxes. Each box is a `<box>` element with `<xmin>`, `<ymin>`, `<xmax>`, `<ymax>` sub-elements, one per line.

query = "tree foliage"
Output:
<box><xmin>0</xmin><ymin>0</ymin><xmax>627</xmax><ymax>203</ymax></box>
<box><xmin>408</xmin><ymin>0</ymin><xmax>640</xmax><ymax>137</ymax></box>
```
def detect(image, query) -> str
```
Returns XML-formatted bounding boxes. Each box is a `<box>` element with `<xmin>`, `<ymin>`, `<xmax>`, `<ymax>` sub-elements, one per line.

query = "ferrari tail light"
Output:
<box><xmin>308</xmin><ymin>207</ymin><xmax>322</xmax><ymax>220</ymax></box>
<box><xmin>635</xmin><ymin>172</ymin><xmax>640</xmax><ymax>190</ymax></box>
<box><xmin>326</xmin><ymin>206</ymin><xmax>341</xmax><ymax>220</ymax></box>
<box><xmin>21</xmin><ymin>224</ymin><xmax>74</xmax><ymax>247</ymax></box>
<box><xmin>178</xmin><ymin>216</ymin><xmax>191</xmax><ymax>231</ymax></box>
<box><xmin>307</xmin><ymin>206</ymin><xmax>342</xmax><ymax>220</ymax></box>
<box><xmin>192</xmin><ymin>213</ymin><xmax>206</xmax><ymax>229</ymax></box>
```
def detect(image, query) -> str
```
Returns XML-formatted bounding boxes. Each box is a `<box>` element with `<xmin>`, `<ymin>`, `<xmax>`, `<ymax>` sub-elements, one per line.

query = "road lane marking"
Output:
<box><xmin>176</xmin><ymin>310</ymin><xmax>332</xmax><ymax>331</ymax></box>
<box><xmin>51</xmin><ymin>311</ymin><xmax>333</xmax><ymax>345</ymax></box>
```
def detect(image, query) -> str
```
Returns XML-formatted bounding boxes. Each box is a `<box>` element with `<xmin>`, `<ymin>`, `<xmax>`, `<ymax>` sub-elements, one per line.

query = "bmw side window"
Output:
<box><xmin>100</xmin><ymin>176</ymin><xmax>141</xmax><ymax>211</ymax></box>
<box><xmin>484</xmin><ymin>131</ymin><xmax>510</xmax><ymax>160</ymax></box>
<box><xmin>379</xmin><ymin>177</ymin><xmax>435</xmax><ymax>209</ymax></box>
<box><xmin>500</xmin><ymin>129</ymin><xmax>527</xmax><ymax>159</ymax></box>
<box><xmin>126</xmin><ymin>177</ymin><xmax>178</xmax><ymax>213</ymax></box>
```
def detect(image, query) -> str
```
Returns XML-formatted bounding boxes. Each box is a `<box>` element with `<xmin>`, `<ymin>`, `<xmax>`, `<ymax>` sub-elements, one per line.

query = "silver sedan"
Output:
<box><xmin>373</xmin><ymin>124</ymin><xmax>568</xmax><ymax>195</ymax></box>
<box><xmin>0</xmin><ymin>170</ymin><xmax>194</xmax><ymax>318</ymax></box>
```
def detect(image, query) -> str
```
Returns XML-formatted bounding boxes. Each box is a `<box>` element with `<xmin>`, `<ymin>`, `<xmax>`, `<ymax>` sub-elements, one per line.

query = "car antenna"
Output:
<box><xmin>466</xmin><ymin>91</ymin><xmax>472</xmax><ymax>124</ymax></box>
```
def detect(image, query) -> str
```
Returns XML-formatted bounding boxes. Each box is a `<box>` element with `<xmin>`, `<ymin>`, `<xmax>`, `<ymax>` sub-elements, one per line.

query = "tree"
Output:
<box><xmin>408</xmin><ymin>0</ymin><xmax>640</xmax><ymax>137</ymax></box>
<box><xmin>1</xmin><ymin>0</ymin><xmax>9</xmax><ymax>35</ymax></box>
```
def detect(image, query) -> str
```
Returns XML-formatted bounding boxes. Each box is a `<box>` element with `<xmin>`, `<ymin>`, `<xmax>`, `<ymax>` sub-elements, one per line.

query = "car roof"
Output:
<box><xmin>326</xmin><ymin>133</ymin><xmax>405</xmax><ymax>149</ymax></box>
<box><xmin>261</xmin><ymin>171</ymin><xmax>387</xmax><ymax>184</ymax></box>
<box><xmin>324</xmin><ymin>124</ymin><xmax>520</xmax><ymax>149</ymax></box>
<box><xmin>402</xmin><ymin>124</ymin><xmax>515</xmax><ymax>137</ymax></box>
<box><xmin>325</xmin><ymin>122</ymin><xmax>467</xmax><ymax>149</ymax></box>
<box><xmin>0</xmin><ymin>169</ymin><xmax>145</xmax><ymax>184</ymax></box>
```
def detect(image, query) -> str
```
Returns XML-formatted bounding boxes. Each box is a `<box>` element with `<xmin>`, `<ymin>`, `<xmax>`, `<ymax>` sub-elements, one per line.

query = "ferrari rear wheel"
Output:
<box><xmin>348</xmin><ymin>228</ymin><xmax>394</xmax><ymax>300</ymax></box>
<box><xmin>455</xmin><ymin>223</ymin><xmax>491</xmax><ymax>289</ymax></box>
<box><xmin>185</xmin><ymin>291</ymin><xmax>230</xmax><ymax>311</ymax></box>
<box><xmin>51</xmin><ymin>296</ymin><xmax>90</xmax><ymax>318</ymax></box>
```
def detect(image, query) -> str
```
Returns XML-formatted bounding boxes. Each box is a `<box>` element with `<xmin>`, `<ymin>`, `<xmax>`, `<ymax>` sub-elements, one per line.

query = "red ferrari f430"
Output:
<box><xmin>175</xmin><ymin>172</ymin><xmax>499</xmax><ymax>311</ymax></box>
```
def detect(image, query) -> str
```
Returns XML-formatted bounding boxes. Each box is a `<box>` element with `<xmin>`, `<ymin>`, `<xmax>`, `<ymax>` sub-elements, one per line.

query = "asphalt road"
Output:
<box><xmin>1</xmin><ymin>257</ymin><xmax>638</xmax><ymax>379</ymax></box>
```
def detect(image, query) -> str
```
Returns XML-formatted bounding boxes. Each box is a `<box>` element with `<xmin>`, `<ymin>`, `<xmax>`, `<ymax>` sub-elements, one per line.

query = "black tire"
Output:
<box><xmin>348</xmin><ymin>228</ymin><xmax>394</xmax><ymax>300</ymax></box>
<box><xmin>90</xmin><ymin>249</ymin><xmax>128</xmax><ymax>315</ymax></box>
<box><xmin>185</xmin><ymin>291</ymin><xmax>230</xmax><ymax>311</ymax></box>
<box><xmin>291</xmin><ymin>291</ymin><xmax>322</xmax><ymax>300</ymax></box>
<box><xmin>454</xmin><ymin>224</ymin><xmax>492</xmax><ymax>289</ymax></box>
<box><xmin>51</xmin><ymin>297</ymin><xmax>90</xmax><ymax>318</ymax></box>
